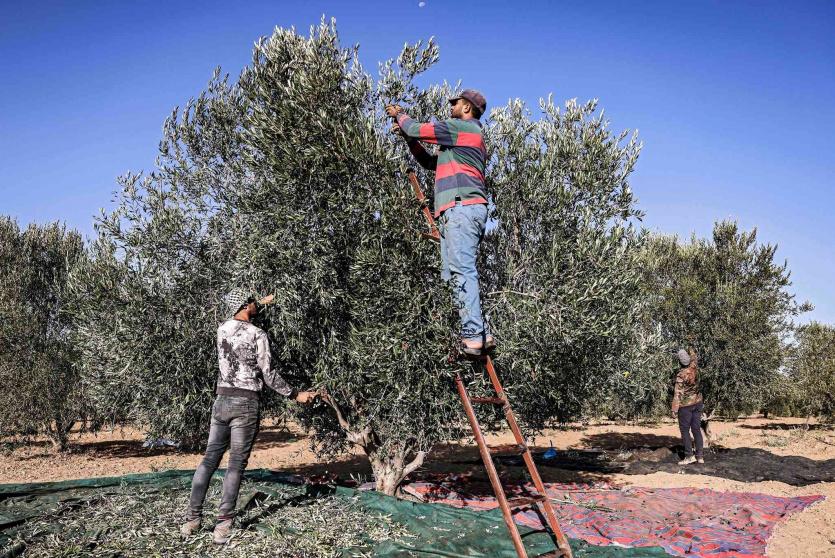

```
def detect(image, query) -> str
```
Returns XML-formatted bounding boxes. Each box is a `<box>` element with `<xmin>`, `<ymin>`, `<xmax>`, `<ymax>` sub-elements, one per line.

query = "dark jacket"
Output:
<box><xmin>672</xmin><ymin>363</ymin><xmax>703</xmax><ymax>413</ymax></box>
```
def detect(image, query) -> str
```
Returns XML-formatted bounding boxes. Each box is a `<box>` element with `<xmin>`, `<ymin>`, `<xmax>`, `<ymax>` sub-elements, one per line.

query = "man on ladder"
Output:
<box><xmin>386</xmin><ymin>90</ymin><xmax>494</xmax><ymax>356</ymax></box>
<box><xmin>387</xmin><ymin>96</ymin><xmax>574</xmax><ymax>558</ymax></box>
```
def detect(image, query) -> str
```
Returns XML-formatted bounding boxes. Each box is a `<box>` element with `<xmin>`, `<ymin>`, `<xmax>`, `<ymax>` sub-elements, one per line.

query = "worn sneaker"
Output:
<box><xmin>678</xmin><ymin>456</ymin><xmax>697</xmax><ymax>465</ymax></box>
<box><xmin>696</xmin><ymin>457</ymin><xmax>705</xmax><ymax>464</ymax></box>
<box><xmin>179</xmin><ymin>518</ymin><xmax>201</xmax><ymax>537</ymax></box>
<box><xmin>213</xmin><ymin>519</ymin><xmax>234</xmax><ymax>545</ymax></box>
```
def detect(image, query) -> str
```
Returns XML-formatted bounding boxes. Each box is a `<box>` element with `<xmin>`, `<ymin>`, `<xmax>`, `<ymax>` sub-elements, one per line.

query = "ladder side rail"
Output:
<box><xmin>407</xmin><ymin>169</ymin><xmax>440</xmax><ymax>241</ymax></box>
<box><xmin>484</xmin><ymin>358</ymin><xmax>574</xmax><ymax>558</ymax></box>
<box><xmin>454</xmin><ymin>374</ymin><xmax>529</xmax><ymax>558</ymax></box>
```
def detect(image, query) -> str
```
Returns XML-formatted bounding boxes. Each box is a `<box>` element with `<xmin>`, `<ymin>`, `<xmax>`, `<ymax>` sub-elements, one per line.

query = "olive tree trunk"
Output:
<box><xmin>321</xmin><ymin>393</ymin><xmax>425</xmax><ymax>496</ymax></box>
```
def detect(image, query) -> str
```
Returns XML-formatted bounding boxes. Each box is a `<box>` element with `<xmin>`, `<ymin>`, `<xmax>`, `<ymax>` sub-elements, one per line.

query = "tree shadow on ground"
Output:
<box><xmin>270</xmin><ymin>445</ymin><xmax>615</xmax><ymax>489</ymax></box>
<box><xmin>253</xmin><ymin>425</ymin><xmax>304</xmax><ymax>450</ymax></box>
<box><xmin>9</xmin><ymin>439</ymin><xmax>182</xmax><ymax>461</ymax></box>
<box><xmin>12</xmin><ymin>425</ymin><xmax>301</xmax><ymax>462</ymax></box>
<box><xmin>738</xmin><ymin>422</ymin><xmax>835</xmax><ymax>431</ymax></box>
<box><xmin>425</xmin><ymin>442</ymin><xmax>618</xmax><ymax>485</ymax></box>
<box><xmin>280</xmin><ymin>454</ymin><xmax>374</xmax><ymax>482</ymax></box>
<box><xmin>576</xmin><ymin>432</ymin><xmax>835</xmax><ymax>486</ymax></box>
<box><xmin>0</xmin><ymin>439</ymin><xmax>53</xmax><ymax>451</ymax></box>
<box><xmin>263</xmin><ymin>431</ymin><xmax>835</xmax><ymax>491</ymax></box>
<box><xmin>578</xmin><ymin>432</ymin><xmax>681</xmax><ymax>451</ymax></box>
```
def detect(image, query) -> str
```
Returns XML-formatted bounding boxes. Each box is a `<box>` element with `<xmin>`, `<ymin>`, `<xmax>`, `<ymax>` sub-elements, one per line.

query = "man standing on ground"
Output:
<box><xmin>181</xmin><ymin>289</ymin><xmax>317</xmax><ymax>544</ymax></box>
<box><xmin>386</xmin><ymin>90</ymin><xmax>494</xmax><ymax>356</ymax></box>
<box><xmin>672</xmin><ymin>349</ymin><xmax>705</xmax><ymax>465</ymax></box>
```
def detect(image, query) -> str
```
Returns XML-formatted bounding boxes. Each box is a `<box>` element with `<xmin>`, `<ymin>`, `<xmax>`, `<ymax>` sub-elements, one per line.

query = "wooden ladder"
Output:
<box><xmin>406</xmin><ymin>169</ymin><xmax>573</xmax><ymax>558</ymax></box>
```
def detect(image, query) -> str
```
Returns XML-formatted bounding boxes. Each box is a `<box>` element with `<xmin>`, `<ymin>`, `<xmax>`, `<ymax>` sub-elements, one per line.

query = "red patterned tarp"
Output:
<box><xmin>403</xmin><ymin>477</ymin><xmax>823</xmax><ymax>557</ymax></box>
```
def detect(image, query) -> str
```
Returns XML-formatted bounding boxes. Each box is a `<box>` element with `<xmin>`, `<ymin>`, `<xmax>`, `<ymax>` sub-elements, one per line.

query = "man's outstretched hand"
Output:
<box><xmin>390</xmin><ymin>120</ymin><xmax>405</xmax><ymax>137</ymax></box>
<box><xmin>294</xmin><ymin>391</ymin><xmax>318</xmax><ymax>404</ymax></box>
<box><xmin>384</xmin><ymin>104</ymin><xmax>402</xmax><ymax>118</ymax></box>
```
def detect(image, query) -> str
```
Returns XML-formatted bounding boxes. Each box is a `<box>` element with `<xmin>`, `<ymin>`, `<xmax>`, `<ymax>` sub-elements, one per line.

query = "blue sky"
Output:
<box><xmin>1</xmin><ymin>1</ymin><xmax>833</xmax><ymax>324</ymax></box>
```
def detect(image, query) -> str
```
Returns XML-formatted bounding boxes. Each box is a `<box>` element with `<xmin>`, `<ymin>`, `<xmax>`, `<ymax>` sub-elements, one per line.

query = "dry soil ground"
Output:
<box><xmin>2</xmin><ymin>417</ymin><xmax>833</xmax><ymax>557</ymax></box>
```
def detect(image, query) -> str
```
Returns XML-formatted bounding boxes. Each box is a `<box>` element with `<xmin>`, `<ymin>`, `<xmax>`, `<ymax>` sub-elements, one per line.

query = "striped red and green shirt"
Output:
<box><xmin>396</xmin><ymin>113</ymin><xmax>487</xmax><ymax>217</ymax></box>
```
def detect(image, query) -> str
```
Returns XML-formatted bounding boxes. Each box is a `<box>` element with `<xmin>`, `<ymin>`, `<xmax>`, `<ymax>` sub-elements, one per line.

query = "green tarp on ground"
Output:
<box><xmin>0</xmin><ymin>469</ymin><xmax>669</xmax><ymax>557</ymax></box>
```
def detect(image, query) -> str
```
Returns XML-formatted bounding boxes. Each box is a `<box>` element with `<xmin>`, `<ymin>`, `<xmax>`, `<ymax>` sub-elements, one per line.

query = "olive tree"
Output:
<box><xmin>231</xmin><ymin>23</ymin><xmax>465</xmax><ymax>494</ymax></box>
<box><xmin>787</xmin><ymin>322</ymin><xmax>835</xmax><ymax>421</ymax></box>
<box><xmin>0</xmin><ymin>218</ymin><xmax>87</xmax><ymax>451</ymax></box>
<box><xmin>640</xmin><ymin>222</ymin><xmax>810</xmax><ymax>438</ymax></box>
<box><xmin>235</xmin><ymin>22</ymin><xmax>654</xmax><ymax>488</ymax></box>
<box><xmin>74</xmin><ymin>20</ymin><xmax>652</xmax><ymax>495</ymax></box>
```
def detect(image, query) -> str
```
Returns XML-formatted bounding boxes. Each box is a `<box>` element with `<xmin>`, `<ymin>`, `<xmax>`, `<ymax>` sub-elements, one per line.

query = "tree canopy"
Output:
<box><xmin>640</xmin><ymin>221</ymin><xmax>811</xmax><ymax>421</ymax></box>
<box><xmin>0</xmin><ymin>218</ymin><xmax>86</xmax><ymax>450</ymax></box>
<box><xmin>68</xmin><ymin>20</ymin><xmax>655</xmax><ymax>493</ymax></box>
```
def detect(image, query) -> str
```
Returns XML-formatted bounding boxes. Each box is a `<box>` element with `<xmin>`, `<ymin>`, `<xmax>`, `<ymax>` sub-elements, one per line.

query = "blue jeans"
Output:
<box><xmin>439</xmin><ymin>202</ymin><xmax>490</xmax><ymax>341</ymax></box>
<box><xmin>187</xmin><ymin>395</ymin><xmax>260</xmax><ymax>521</ymax></box>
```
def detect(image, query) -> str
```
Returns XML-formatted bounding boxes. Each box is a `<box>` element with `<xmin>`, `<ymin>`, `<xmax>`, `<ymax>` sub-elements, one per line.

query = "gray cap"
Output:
<box><xmin>676</xmin><ymin>349</ymin><xmax>691</xmax><ymax>367</ymax></box>
<box><xmin>224</xmin><ymin>288</ymin><xmax>252</xmax><ymax>317</ymax></box>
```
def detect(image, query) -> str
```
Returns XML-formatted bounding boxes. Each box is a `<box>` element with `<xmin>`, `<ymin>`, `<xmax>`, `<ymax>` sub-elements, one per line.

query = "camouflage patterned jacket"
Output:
<box><xmin>215</xmin><ymin>319</ymin><xmax>296</xmax><ymax>400</ymax></box>
<box><xmin>671</xmin><ymin>363</ymin><xmax>703</xmax><ymax>413</ymax></box>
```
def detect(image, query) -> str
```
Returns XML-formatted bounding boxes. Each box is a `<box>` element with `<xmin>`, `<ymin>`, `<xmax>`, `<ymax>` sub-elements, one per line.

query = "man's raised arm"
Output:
<box><xmin>385</xmin><ymin>105</ymin><xmax>455</xmax><ymax>148</ymax></box>
<box><xmin>400</xmin><ymin>126</ymin><xmax>438</xmax><ymax>170</ymax></box>
<box><xmin>257</xmin><ymin>331</ymin><xmax>318</xmax><ymax>403</ymax></box>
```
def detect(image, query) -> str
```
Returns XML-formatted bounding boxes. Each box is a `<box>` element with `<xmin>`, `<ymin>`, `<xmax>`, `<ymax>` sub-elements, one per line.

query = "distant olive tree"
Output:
<box><xmin>787</xmin><ymin>322</ymin><xmax>835</xmax><ymax>421</ymax></box>
<box><xmin>0</xmin><ymin>218</ymin><xmax>87</xmax><ymax>451</ymax></box>
<box><xmin>641</xmin><ymin>221</ymin><xmax>810</xmax><ymax>438</ymax></box>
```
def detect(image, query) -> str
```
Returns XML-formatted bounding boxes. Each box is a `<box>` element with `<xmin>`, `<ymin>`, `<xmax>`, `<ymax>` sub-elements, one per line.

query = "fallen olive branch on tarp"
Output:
<box><xmin>1</xmin><ymin>478</ymin><xmax>413</xmax><ymax>558</ymax></box>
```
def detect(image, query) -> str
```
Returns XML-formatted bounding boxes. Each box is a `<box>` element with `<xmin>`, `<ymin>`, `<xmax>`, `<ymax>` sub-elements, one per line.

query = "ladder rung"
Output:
<box><xmin>489</xmin><ymin>443</ymin><xmax>527</xmax><ymax>457</ymax></box>
<box><xmin>506</xmin><ymin>494</ymin><xmax>545</xmax><ymax>510</ymax></box>
<box><xmin>535</xmin><ymin>552</ymin><xmax>565</xmax><ymax>558</ymax></box>
<box><xmin>470</xmin><ymin>396</ymin><xmax>506</xmax><ymax>405</ymax></box>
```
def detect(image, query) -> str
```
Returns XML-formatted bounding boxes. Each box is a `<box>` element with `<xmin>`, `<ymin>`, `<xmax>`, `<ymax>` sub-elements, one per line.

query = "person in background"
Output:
<box><xmin>672</xmin><ymin>348</ymin><xmax>704</xmax><ymax>465</ymax></box>
<box><xmin>180</xmin><ymin>289</ymin><xmax>317</xmax><ymax>544</ymax></box>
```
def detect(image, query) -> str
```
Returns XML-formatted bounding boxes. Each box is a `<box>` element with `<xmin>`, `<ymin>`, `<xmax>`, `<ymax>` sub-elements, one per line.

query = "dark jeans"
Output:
<box><xmin>187</xmin><ymin>395</ymin><xmax>260</xmax><ymax>521</ymax></box>
<box><xmin>677</xmin><ymin>402</ymin><xmax>704</xmax><ymax>458</ymax></box>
